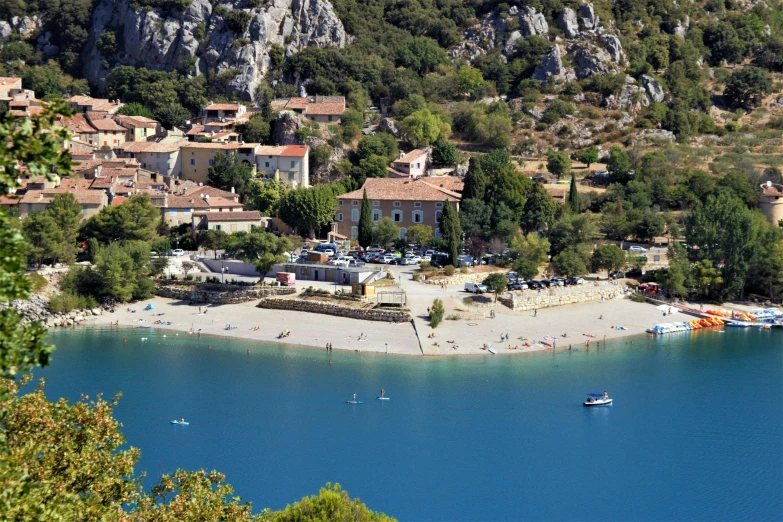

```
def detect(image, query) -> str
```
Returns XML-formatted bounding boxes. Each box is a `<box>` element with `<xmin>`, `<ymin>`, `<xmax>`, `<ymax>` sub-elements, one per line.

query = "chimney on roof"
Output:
<box><xmin>399</xmin><ymin>152</ymin><xmax>405</xmax><ymax>159</ymax></box>
<box><xmin>231</xmin><ymin>186</ymin><xmax>235</xmax><ymax>193</ymax></box>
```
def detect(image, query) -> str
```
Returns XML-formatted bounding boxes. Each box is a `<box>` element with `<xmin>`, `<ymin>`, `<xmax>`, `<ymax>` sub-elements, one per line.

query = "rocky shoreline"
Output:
<box><xmin>3</xmin><ymin>294</ymin><xmax>104</xmax><ymax>328</ymax></box>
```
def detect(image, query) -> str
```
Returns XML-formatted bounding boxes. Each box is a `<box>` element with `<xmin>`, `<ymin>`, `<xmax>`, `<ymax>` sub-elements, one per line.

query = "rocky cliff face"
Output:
<box><xmin>82</xmin><ymin>0</ymin><xmax>346</xmax><ymax>101</ymax></box>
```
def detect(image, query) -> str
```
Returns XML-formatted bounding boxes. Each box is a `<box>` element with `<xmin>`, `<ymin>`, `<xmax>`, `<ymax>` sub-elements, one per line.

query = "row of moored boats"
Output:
<box><xmin>647</xmin><ymin>308</ymin><xmax>783</xmax><ymax>335</ymax></box>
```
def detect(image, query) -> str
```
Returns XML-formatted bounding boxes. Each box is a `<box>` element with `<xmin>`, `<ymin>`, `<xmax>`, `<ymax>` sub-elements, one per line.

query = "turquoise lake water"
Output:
<box><xmin>35</xmin><ymin>326</ymin><xmax>782</xmax><ymax>521</ymax></box>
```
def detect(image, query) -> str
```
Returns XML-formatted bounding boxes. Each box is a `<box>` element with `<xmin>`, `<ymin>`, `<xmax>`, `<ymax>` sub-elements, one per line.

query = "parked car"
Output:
<box><xmin>465</xmin><ymin>282</ymin><xmax>488</xmax><ymax>294</ymax></box>
<box><xmin>628</xmin><ymin>246</ymin><xmax>648</xmax><ymax>253</ymax></box>
<box><xmin>609</xmin><ymin>270</ymin><xmax>625</xmax><ymax>279</ymax></box>
<box><xmin>457</xmin><ymin>255</ymin><xmax>473</xmax><ymax>267</ymax></box>
<box><xmin>349</xmin><ymin>259</ymin><xmax>366</xmax><ymax>268</ymax></box>
<box><xmin>626</xmin><ymin>267</ymin><xmax>643</xmax><ymax>277</ymax></box>
<box><xmin>506</xmin><ymin>271</ymin><xmax>518</xmax><ymax>282</ymax></box>
<box><xmin>566</xmin><ymin>277</ymin><xmax>585</xmax><ymax>285</ymax></box>
<box><xmin>421</xmin><ymin>255</ymin><xmax>432</xmax><ymax>262</ymax></box>
<box><xmin>537</xmin><ymin>280</ymin><xmax>552</xmax><ymax>288</ymax></box>
<box><xmin>379</xmin><ymin>255</ymin><xmax>396</xmax><ymax>264</ymax></box>
<box><xmin>172</xmin><ymin>249</ymin><xmax>185</xmax><ymax>257</ymax></box>
<box><xmin>329</xmin><ymin>257</ymin><xmax>350</xmax><ymax>267</ymax></box>
<box><xmin>550</xmin><ymin>278</ymin><xmax>565</xmax><ymax>287</ymax></box>
<box><xmin>509</xmin><ymin>281</ymin><xmax>528</xmax><ymax>290</ymax></box>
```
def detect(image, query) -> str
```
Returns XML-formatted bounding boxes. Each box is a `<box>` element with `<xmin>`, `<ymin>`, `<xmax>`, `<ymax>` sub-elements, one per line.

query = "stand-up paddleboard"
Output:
<box><xmin>346</xmin><ymin>400</ymin><xmax>363</xmax><ymax>404</ymax></box>
<box><xmin>487</xmin><ymin>346</ymin><xmax>496</xmax><ymax>354</ymax></box>
<box><xmin>377</xmin><ymin>397</ymin><xmax>390</xmax><ymax>400</ymax></box>
<box><xmin>171</xmin><ymin>420</ymin><xmax>189</xmax><ymax>425</ymax></box>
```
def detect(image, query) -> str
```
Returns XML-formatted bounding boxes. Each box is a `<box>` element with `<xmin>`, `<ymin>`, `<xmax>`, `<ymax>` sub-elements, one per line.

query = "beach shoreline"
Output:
<box><xmin>87</xmin><ymin>295</ymin><xmax>670</xmax><ymax>357</ymax></box>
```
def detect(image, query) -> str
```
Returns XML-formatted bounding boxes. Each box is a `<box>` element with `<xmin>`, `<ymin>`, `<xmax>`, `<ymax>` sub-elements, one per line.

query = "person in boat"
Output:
<box><xmin>353</xmin><ymin>392</ymin><xmax>357</xmax><ymax>402</ymax></box>
<box><xmin>380</xmin><ymin>388</ymin><xmax>385</xmax><ymax>398</ymax></box>
<box><xmin>180</xmin><ymin>417</ymin><xmax>185</xmax><ymax>422</ymax></box>
<box><xmin>603</xmin><ymin>391</ymin><xmax>609</xmax><ymax>398</ymax></box>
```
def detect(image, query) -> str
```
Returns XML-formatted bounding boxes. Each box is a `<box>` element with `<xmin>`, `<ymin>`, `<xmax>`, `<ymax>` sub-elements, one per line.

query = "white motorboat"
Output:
<box><xmin>584</xmin><ymin>393</ymin><xmax>613</xmax><ymax>406</ymax></box>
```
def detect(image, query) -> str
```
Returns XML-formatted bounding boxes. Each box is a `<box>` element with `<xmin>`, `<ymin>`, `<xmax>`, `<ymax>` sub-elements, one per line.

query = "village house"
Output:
<box><xmin>179</xmin><ymin>142</ymin><xmax>257</xmax><ymax>183</ymax></box>
<box><xmin>114</xmin><ymin>115</ymin><xmax>160</xmax><ymax>142</ymax></box>
<box><xmin>117</xmin><ymin>140</ymin><xmax>184</xmax><ymax>177</ymax></box>
<box><xmin>333</xmin><ymin>177</ymin><xmax>462</xmax><ymax>240</ymax></box>
<box><xmin>270</xmin><ymin>95</ymin><xmax>347</xmax><ymax>125</ymax></box>
<box><xmin>192</xmin><ymin>210</ymin><xmax>264</xmax><ymax>233</ymax></box>
<box><xmin>391</xmin><ymin>149</ymin><xmax>429</xmax><ymax>178</ymax></box>
<box><xmin>66</xmin><ymin>96</ymin><xmax>123</xmax><ymax>114</ymax></box>
<box><xmin>18</xmin><ymin>175</ymin><xmax>108</xmax><ymax>219</ymax></box>
<box><xmin>85</xmin><ymin>112</ymin><xmax>127</xmax><ymax>148</ymax></box>
<box><xmin>203</xmin><ymin>102</ymin><xmax>248</xmax><ymax>123</ymax></box>
<box><xmin>255</xmin><ymin>144</ymin><xmax>310</xmax><ymax>187</ymax></box>
<box><xmin>149</xmin><ymin>185</ymin><xmax>243</xmax><ymax>226</ymax></box>
<box><xmin>0</xmin><ymin>77</ymin><xmax>23</xmax><ymax>101</ymax></box>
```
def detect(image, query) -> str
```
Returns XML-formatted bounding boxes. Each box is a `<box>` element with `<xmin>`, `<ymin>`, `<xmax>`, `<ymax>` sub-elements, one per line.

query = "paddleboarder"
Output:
<box><xmin>380</xmin><ymin>388</ymin><xmax>385</xmax><ymax>398</ymax></box>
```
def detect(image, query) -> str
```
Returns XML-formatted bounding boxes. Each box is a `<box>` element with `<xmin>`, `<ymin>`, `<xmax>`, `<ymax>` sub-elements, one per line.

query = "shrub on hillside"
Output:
<box><xmin>49</xmin><ymin>292</ymin><xmax>97</xmax><ymax>313</ymax></box>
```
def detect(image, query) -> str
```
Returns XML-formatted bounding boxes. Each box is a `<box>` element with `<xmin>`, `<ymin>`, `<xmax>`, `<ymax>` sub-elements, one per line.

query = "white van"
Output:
<box><xmin>465</xmin><ymin>282</ymin><xmax>488</xmax><ymax>294</ymax></box>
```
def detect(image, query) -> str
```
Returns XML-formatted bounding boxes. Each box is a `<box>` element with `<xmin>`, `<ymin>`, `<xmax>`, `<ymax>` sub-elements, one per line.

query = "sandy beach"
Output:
<box><xmin>90</xmin><ymin>291</ymin><xmax>668</xmax><ymax>356</ymax></box>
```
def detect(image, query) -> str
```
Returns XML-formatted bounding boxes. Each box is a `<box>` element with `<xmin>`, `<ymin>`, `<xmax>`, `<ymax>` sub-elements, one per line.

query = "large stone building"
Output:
<box><xmin>333</xmin><ymin>177</ymin><xmax>462</xmax><ymax>241</ymax></box>
<box><xmin>759</xmin><ymin>181</ymin><xmax>783</xmax><ymax>226</ymax></box>
<box><xmin>118</xmin><ymin>141</ymin><xmax>184</xmax><ymax>177</ymax></box>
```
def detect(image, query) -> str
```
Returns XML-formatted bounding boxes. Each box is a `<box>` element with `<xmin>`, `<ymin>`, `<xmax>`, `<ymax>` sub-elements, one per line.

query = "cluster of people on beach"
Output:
<box><xmin>357</xmin><ymin>333</ymin><xmax>367</xmax><ymax>341</ymax></box>
<box><xmin>325</xmin><ymin>343</ymin><xmax>333</xmax><ymax>351</ymax></box>
<box><xmin>224</xmin><ymin>324</ymin><xmax>238</xmax><ymax>331</ymax></box>
<box><xmin>250</xmin><ymin>326</ymin><xmax>260</xmax><ymax>331</ymax></box>
<box><xmin>277</xmin><ymin>330</ymin><xmax>291</xmax><ymax>339</ymax></box>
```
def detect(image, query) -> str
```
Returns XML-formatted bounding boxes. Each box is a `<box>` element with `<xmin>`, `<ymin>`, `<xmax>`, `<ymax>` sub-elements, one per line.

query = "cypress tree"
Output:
<box><xmin>440</xmin><ymin>200</ymin><xmax>462</xmax><ymax>266</ymax></box>
<box><xmin>358</xmin><ymin>188</ymin><xmax>373</xmax><ymax>248</ymax></box>
<box><xmin>569</xmin><ymin>172</ymin><xmax>579</xmax><ymax>213</ymax></box>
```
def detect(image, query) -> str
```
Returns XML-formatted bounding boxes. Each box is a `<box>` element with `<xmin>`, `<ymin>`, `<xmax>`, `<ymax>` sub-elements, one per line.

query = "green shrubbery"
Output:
<box><xmin>49</xmin><ymin>292</ymin><xmax>97</xmax><ymax>313</ymax></box>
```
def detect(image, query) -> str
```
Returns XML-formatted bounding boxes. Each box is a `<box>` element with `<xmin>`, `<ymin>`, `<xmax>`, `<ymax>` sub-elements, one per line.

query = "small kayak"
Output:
<box><xmin>377</xmin><ymin>397</ymin><xmax>390</xmax><ymax>400</ymax></box>
<box><xmin>346</xmin><ymin>400</ymin><xmax>363</xmax><ymax>404</ymax></box>
<box><xmin>171</xmin><ymin>420</ymin><xmax>189</xmax><ymax>426</ymax></box>
<box><xmin>487</xmin><ymin>346</ymin><xmax>497</xmax><ymax>354</ymax></box>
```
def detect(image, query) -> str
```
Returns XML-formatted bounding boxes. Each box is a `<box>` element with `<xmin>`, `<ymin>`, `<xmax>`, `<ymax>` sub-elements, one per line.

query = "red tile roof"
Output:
<box><xmin>305</xmin><ymin>103</ymin><xmax>346</xmax><ymax>116</ymax></box>
<box><xmin>120</xmin><ymin>141</ymin><xmax>183</xmax><ymax>153</ymax></box>
<box><xmin>60</xmin><ymin>114</ymin><xmax>97</xmax><ymax>134</ymax></box>
<box><xmin>281</xmin><ymin>145</ymin><xmax>308</xmax><ymax>157</ymax></box>
<box><xmin>205</xmin><ymin>103</ymin><xmax>240</xmax><ymax>111</ymax></box>
<box><xmin>338</xmin><ymin>178</ymin><xmax>461</xmax><ymax>202</ymax></box>
<box><xmin>395</xmin><ymin>149</ymin><xmax>428</xmax><ymax>164</ymax></box>
<box><xmin>111</xmin><ymin>196</ymin><xmax>128</xmax><ymax>206</ymax></box>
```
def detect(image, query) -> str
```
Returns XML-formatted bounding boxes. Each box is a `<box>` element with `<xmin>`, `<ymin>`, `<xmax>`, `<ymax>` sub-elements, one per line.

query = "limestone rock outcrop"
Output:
<box><xmin>519</xmin><ymin>7</ymin><xmax>549</xmax><ymax>36</ymax></box>
<box><xmin>532</xmin><ymin>45</ymin><xmax>576</xmax><ymax>82</ymax></box>
<box><xmin>578</xmin><ymin>3</ymin><xmax>598</xmax><ymax>30</ymax></box>
<box><xmin>556</xmin><ymin>8</ymin><xmax>579</xmax><ymax>38</ymax></box>
<box><xmin>641</xmin><ymin>74</ymin><xmax>665</xmax><ymax>103</ymax></box>
<box><xmin>82</xmin><ymin>0</ymin><xmax>346</xmax><ymax>101</ymax></box>
<box><xmin>378</xmin><ymin>117</ymin><xmax>401</xmax><ymax>138</ymax></box>
<box><xmin>272</xmin><ymin>110</ymin><xmax>307</xmax><ymax>145</ymax></box>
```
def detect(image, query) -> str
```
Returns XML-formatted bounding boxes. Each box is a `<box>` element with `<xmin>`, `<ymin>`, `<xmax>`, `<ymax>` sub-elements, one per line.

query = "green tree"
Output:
<box><xmin>724</xmin><ymin>67</ymin><xmax>773</xmax><ymax>110</ymax></box>
<box><xmin>568</xmin><ymin>173</ymin><xmax>579</xmax><ymax>214</ymax></box>
<box><xmin>241</xmin><ymin>113</ymin><xmax>272</xmax><ymax>143</ymax></box>
<box><xmin>703</xmin><ymin>22</ymin><xmax>746</xmax><ymax>66</ymax></box>
<box><xmin>510</xmin><ymin>232</ymin><xmax>551</xmax><ymax>279</ymax></box>
<box><xmin>357</xmin><ymin>134</ymin><xmax>398</xmax><ymax>163</ymax></box>
<box><xmin>372</xmin><ymin>217</ymin><xmax>400</xmax><ymax>248</ymax></box>
<box><xmin>660</xmin><ymin>262</ymin><xmax>689</xmax><ymax>298</ymax></box>
<box><xmin>552</xmin><ymin>246</ymin><xmax>589</xmax><ymax>277</ymax></box>
<box><xmin>208</xmin><ymin>151</ymin><xmax>255</xmax><ymax>202</ymax></box>
<box><xmin>692</xmin><ymin>259</ymin><xmax>723</xmax><ymax>298</ymax></box>
<box><xmin>154</xmin><ymin>103</ymin><xmax>191</xmax><ymax>129</ymax></box>
<box><xmin>46</xmin><ymin>192</ymin><xmax>82</xmax><ymax>262</ymax></box>
<box><xmin>199</xmin><ymin>229</ymin><xmax>228</xmax><ymax>258</ymax></box>
<box><xmin>249</xmin><ymin>178</ymin><xmax>288</xmax><ymax>215</ymax></box>
<box><xmin>400</xmin><ymin>109</ymin><xmax>451</xmax><ymax>147</ymax></box>
<box><xmin>549</xmin><ymin>214</ymin><xmax>598</xmax><ymax>255</ymax></box>
<box><xmin>116</xmin><ymin>102</ymin><xmax>153</xmax><ymax>118</ymax></box>
<box><xmin>590</xmin><ymin>244</ymin><xmax>626</xmax><ymax>276</ymax></box>
<box><xmin>456</xmin><ymin>65</ymin><xmax>486</xmax><ymax>99</ymax></box>
<box><xmin>81</xmin><ymin>194</ymin><xmax>161</xmax><ymax>244</ymax></box>
<box><xmin>607</xmin><ymin>146</ymin><xmax>631</xmax><ymax>184</ymax></box>
<box><xmin>229</xmin><ymin>230</ymin><xmax>292</xmax><ymax>279</ymax></box>
<box><xmin>278</xmin><ymin>185</ymin><xmax>339</xmax><ymax>238</ymax></box>
<box><xmin>429</xmin><ymin>298</ymin><xmax>445</xmax><ymax>328</ymax></box>
<box><xmin>23</xmin><ymin>212</ymin><xmax>63</xmax><ymax>266</ymax></box>
<box><xmin>358</xmin><ymin>189</ymin><xmax>373</xmax><ymax>248</ymax></box>
<box><xmin>483</xmin><ymin>272</ymin><xmax>508</xmax><ymax>302</ymax></box>
<box><xmin>431</xmin><ymin>137</ymin><xmax>457</xmax><ymax>166</ymax></box>
<box><xmin>359</xmin><ymin>155</ymin><xmax>389</xmax><ymax>179</ymax></box>
<box><xmin>520</xmin><ymin>183</ymin><xmax>557</xmax><ymax>234</ymax></box>
<box><xmin>406</xmin><ymin>224</ymin><xmax>433</xmax><ymax>246</ymax></box>
<box><xmin>546</xmin><ymin>150</ymin><xmax>571</xmax><ymax>178</ymax></box>
<box><xmin>440</xmin><ymin>201</ymin><xmax>462</xmax><ymax>266</ymax></box>
<box><xmin>579</xmin><ymin>148</ymin><xmax>598</xmax><ymax>168</ymax></box>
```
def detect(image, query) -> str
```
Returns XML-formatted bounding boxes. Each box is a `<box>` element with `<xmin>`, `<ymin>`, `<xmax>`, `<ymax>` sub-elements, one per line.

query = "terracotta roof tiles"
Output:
<box><xmin>193</xmin><ymin>211</ymin><xmax>262</xmax><ymax>222</ymax></box>
<box><xmin>338</xmin><ymin>178</ymin><xmax>461</xmax><ymax>202</ymax></box>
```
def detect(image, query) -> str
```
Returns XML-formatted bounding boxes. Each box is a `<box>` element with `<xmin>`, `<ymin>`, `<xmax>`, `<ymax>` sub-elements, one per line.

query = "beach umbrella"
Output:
<box><xmin>145</xmin><ymin>303</ymin><xmax>155</xmax><ymax>310</ymax></box>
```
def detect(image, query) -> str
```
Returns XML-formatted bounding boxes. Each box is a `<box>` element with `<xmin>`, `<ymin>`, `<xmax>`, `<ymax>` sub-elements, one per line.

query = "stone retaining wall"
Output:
<box><xmin>155</xmin><ymin>283</ymin><xmax>295</xmax><ymax>304</ymax></box>
<box><xmin>498</xmin><ymin>288</ymin><xmax>625</xmax><ymax>311</ymax></box>
<box><xmin>257</xmin><ymin>298</ymin><xmax>411</xmax><ymax>322</ymax></box>
<box><xmin>420</xmin><ymin>270</ymin><xmax>508</xmax><ymax>285</ymax></box>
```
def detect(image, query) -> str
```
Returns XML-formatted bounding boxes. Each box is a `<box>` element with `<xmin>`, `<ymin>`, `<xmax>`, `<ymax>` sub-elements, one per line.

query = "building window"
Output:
<box><xmin>209</xmin><ymin>159</ymin><xmax>214</xmax><ymax>166</ymax></box>
<box><xmin>350</xmin><ymin>226</ymin><xmax>358</xmax><ymax>239</ymax></box>
<box><xmin>27</xmin><ymin>204</ymin><xmax>32</xmax><ymax>213</ymax></box>
<box><xmin>351</xmin><ymin>208</ymin><xmax>359</xmax><ymax>221</ymax></box>
<box><xmin>399</xmin><ymin>227</ymin><xmax>407</xmax><ymax>240</ymax></box>
<box><xmin>288</xmin><ymin>172</ymin><xmax>296</xmax><ymax>181</ymax></box>
<box><xmin>290</xmin><ymin>161</ymin><xmax>296</xmax><ymax>168</ymax></box>
<box><xmin>336</xmin><ymin>213</ymin><xmax>343</xmax><ymax>222</ymax></box>
<box><xmin>412</xmin><ymin>210</ymin><xmax>423</xmax><ymax>223</ymax></box>
<box><xmin>82</xmin><ymin>206</ymin><xmax>88</xmax><ymax>215</ymax></box>
<box><xmin>436</xmin><ymin>202</ymin><xmax>443</xmax><ymax>208</ymax></box>
<box><xmin>338</xmin><ymin>200</ymin><xmax>343</xmax><ymax>206</ymax></box>
<box><xmin>435</xmin><ymin>210</ymin><xmax>442</xmax><ymax>223</ymax></box>
<box><xmin>215</xmin><ymin>224</ymin><xmax>222</xmax><ymax>231</ymax></box>
<box><xmin>231</xmin><ymin>224</ymin><xmax>238</xmax><ymax>232</ymax></box>
<box><xmin>328</xmin><ymin>115</ymin><xmax>334</xmax><ymax>122</ymax></box>
<box><xmin>434</xmin><ymin>227</ymin><xmax>441</xmax><ymax>238</ymax></box>
<box><xmin>169</xmin><ymin>209</ymin><xmax>176</xmax><ymax>214</ymax></box>
<box><xmin>393</xmin><ymin>201</ymin><xmax>401</xmax><ymax>207</ymax></box>
<box><xmin>372</xmin><ymin>209</ymin><xmax>382</xmax><ymax>221</ymax></box>
<box><xmin>414</xmin><ymin>201</ymin><xmax>422</xmax><ymax>207</ymax></box>
<box><xmin>352</xmin><ymin>200</ymin><xmax>359</xmax><ymax>206</ymax></box>
<box><xmin>372</xmin><ymin>200</ymin><xmax>379</xmax><ymax>206</ymax></box>
<box><xmin>265</xmin><ymin>162</ymin><xmax>270</xmax><ymax>168</ymax></box>
<box><xmin>392</xmin><ymin>210</ymin><xmax>402</xmax><ymax>223</ymax></box>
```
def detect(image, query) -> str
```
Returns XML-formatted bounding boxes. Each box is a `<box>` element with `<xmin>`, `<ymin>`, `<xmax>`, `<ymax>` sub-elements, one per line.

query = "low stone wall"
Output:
<box><xmin>420</xmin><ymin>269</ymin><xmax>508</xmax><ymax>285</ymax></box>
<box><xmin>257</xmin><ymin>298</ymin><xmax>411</xmax><ymax>322</ymax></box>
<box><xmin>154</xmin><ymin>283</ymin><xmax>295</xmax><ymax>304</ymax></box>
<box><xmin>498</xmin><ymin>288</ymin><xmax>625</xmax><ymax>311</ymax></box>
